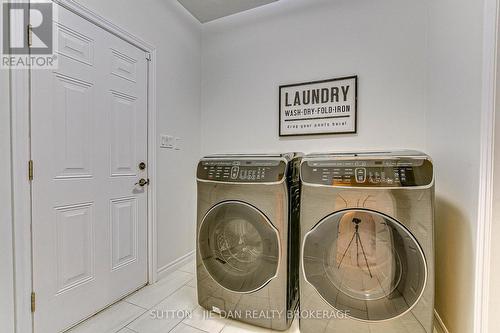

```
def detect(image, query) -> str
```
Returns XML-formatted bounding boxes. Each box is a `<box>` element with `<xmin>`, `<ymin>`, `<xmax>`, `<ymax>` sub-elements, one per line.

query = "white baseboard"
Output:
<box><xmin>157</xmin><ymin>250</ymin><xmax>195</xmax><ymax>280</ymax></box>
<box><xmin>434</xmin><ymin>310</ymin><xmax>450</xmax><ymax>333</ymax></box>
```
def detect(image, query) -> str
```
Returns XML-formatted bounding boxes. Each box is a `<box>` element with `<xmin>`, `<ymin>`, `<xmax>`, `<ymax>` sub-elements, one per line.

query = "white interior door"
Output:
<box><xmin>31</xmin><ymin>5</ymin><xmax>149</xmax><ymax>332</ymax></box>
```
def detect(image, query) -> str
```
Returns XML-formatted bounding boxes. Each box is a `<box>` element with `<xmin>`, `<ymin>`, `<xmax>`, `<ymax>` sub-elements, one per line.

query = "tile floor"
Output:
<box><xmin>69</xmin><ymin>259</ymin><xmax>437</xmax><ymax>333</ymax></box>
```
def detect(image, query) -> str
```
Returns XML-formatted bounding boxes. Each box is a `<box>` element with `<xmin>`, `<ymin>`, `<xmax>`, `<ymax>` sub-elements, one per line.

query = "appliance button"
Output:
<box><xmin>355</xmin><ymin>168</ymin><xmax>367</xmax><ymax>183</ymax></box>
<box><xmin>230</xmin><ymin>166</ymin><xmax>239</xmax><ymax>179</ymax></box>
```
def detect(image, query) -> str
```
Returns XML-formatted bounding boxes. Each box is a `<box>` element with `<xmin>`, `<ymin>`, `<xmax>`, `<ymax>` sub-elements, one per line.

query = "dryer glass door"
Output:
<box><xmin>302</xmin><ymin>209</ymin><xmax>427</xmax><ymax>321</ymax></box>
<box><xmin>199</xmin><ymin>201</ymin><xmax>280</xmax><ymax>293</ymax></box>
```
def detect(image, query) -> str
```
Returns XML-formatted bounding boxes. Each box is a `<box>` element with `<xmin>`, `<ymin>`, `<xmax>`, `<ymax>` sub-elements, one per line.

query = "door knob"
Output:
<box><xmin>135</xmin><ymin>178</ymin><xmax>150</xmax><ymax>187</ymax></box>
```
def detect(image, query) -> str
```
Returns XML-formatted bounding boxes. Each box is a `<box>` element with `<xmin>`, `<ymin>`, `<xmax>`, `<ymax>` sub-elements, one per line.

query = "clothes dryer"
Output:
<box><xmin>196</xmin><ymin>153</ymin><xmax>302</xmax><ymax>330</ymax></box>
<box><xmin>299</xmin><ymin>151</ymin><xmax>434</xmax><ymax>333</ymax></box>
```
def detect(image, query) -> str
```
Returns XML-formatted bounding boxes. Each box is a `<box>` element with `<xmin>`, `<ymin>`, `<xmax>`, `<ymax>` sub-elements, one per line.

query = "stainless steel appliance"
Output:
<box><xmin>299</xmin><ymin>151</ymin><xmax>434</xmax><ymax>333</ymax></box>
<box><xmin>196</xmin><ymin>153</ymin><xmax>302</xmax><ymax>330</ymax></box>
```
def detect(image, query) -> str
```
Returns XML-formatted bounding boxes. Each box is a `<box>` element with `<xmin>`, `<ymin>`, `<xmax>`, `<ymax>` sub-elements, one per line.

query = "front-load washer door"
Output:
<box><xmin>199</xmin><ymin>201</ymin><xmax>280</xmax><ymax>293</ymax></box>
<box><xmin>302</xmin><ymin>209</ymin><xmax>427</xmax><ymax>321</ymax></box>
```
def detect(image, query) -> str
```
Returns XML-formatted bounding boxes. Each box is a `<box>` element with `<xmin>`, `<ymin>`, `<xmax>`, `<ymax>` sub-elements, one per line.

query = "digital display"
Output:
<box><xmin>233</xmin><ymin>167</ymin><xmax>270</xmax><ymax>181</ymax></box>
<box><xmin>197</xmin><ymin>159</ymin><xmax>286</xmax><ymax>183</ymax></box>
<box><xmin>328</xmin><ymin>166</ymin><xmax>414</xmax><ymax>186</ymax></box>
<box><xmin>301</xmin><ymin>159</ymin><xmax>433</xmax><ymax>187</ymax></box>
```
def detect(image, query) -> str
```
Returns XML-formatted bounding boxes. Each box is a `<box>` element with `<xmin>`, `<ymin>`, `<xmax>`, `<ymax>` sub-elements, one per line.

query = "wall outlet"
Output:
<box><xmin>160</xmin><ymin>135</ymin><xmax>175</xmax><ymax>149</ymax></box>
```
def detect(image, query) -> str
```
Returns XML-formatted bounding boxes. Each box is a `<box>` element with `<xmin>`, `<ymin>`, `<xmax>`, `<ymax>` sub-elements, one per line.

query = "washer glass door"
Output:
<box><xmin>199</xmin><ymin>201</ymin><xmax>280</xmax><ymax>293</ymax></box>
<box><xmin>302</xmin><ymin>209</ymin><xmax>427</xmax><ymax>321</ymax></box>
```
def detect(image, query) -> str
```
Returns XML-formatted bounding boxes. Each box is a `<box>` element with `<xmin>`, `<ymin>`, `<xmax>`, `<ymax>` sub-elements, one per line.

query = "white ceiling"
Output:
<box><xmin>178</xmin><ymin>0</ymin><xmax>279</xmax><ymax>23</ymax></box>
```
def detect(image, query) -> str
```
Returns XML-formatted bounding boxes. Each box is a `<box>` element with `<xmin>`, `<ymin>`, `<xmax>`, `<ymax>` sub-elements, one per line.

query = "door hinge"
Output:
<box><xmin>27</xmin><ymin>24</ymin><xmax>33</xmax><ymax>47</ymax></box>
<box><xmin>28</xmin><ymin>160</ymin><xmax>34</xmax><ymax>181</ymax></box>
<box><xmin>145</xmin><ymin>53</ymin><xmax>151</xmax><ymax>61</ymax></box>
<box><xmin>31</xmin><ymin>292</ymin><xmax>36</xmax><ymax>313</ymax></box>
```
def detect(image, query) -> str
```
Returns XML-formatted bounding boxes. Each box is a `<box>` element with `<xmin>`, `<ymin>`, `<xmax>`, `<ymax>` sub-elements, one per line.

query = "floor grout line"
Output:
<box><xmin>126</xmin><ymin>272</ymin><xmax>193</xmax><ymax>311</ymax></box>
<box><xmin>120</xmin><ymin>307</ymin><xmax>148</xmax><ymax>333</ymax></box>
<box><xmin>120</xmin><ymin>326</ymin><xmax>139</xmax><ymax>333</ymax></box>
<box><xmin>166</xmin><ymin>318</ymin><xmax>187</xmax><ymax>333</ymax></box>
<box><xmin>182</xmin><ymin>306</ymin><xmax>228</xmax><ymax>333</ymax></box>
<box><xmin>181</xmin><ymin>320</ymin><xmax>212</xmax><ymax>333</ymax></box>
<box><xmin>124</xmin><ymin>270</ymin><xmax>195</xmax><ymax>331</ymax></box>
<box><xmin>123</xmin><ymin>299</ymin><xmax>150</xmax><ymax>311</ymax></box>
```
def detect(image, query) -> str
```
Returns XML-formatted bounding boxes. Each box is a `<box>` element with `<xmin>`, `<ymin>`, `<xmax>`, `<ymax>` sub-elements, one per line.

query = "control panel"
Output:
<box><xmin>197</xmin><ymin>159</ymin><xmax>287</xmax><ymax>183</ymax></box>
<box><xmin>301</xmin><ymin>158</ymin><xmax>433</xmax><ymax>187</ymax></box>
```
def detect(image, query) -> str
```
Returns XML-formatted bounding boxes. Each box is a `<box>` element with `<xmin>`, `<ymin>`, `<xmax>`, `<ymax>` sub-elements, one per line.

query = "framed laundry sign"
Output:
<box><xmin>279</xmin><ymin>76</ymin><xmax>358</xmax><ymax>136</ymax></box>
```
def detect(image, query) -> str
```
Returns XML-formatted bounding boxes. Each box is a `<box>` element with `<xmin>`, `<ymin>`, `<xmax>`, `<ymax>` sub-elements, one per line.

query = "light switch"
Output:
<box><xmin>160</xmin><ymin>135</ymin><xmax>174</xmax><ymax>149</ymax></box>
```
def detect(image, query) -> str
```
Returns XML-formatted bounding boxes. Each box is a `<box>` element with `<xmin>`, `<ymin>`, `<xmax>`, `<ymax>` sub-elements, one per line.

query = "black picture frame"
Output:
<box><xmin>279</xmin><ymin>75</ymin><xmax>358</xmax><ymax>137</ymax></box>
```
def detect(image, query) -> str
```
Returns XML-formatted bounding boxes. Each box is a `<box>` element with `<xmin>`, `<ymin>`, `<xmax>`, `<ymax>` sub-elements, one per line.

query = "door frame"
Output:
<box><xmin>474</xmin><ymin>0</ymin><xmax>499</xmax><ymax>332</ymax></box>
<box><xmin>10</xmin><ymin>1</ymin><xmax>158</xmax><ymax>331</ymax></box>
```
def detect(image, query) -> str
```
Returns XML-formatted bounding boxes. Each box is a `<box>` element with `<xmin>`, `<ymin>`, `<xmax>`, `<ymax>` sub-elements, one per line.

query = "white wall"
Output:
<box><xmin>201</xmin><ymin>0</ymin><xmax>428</xmax><ymax>155</ymax></box>
<box><xmin>426</xmin><ymin>1</ymin><xmax>484</xmax><ymax>332</ymax></box>
<box><xmin>0</xmin><ymin>66</ymin><xmax>15</xmax><ymax>332</ymax></box>
<box><xmin>75</xmin><ymin>0</ymin><xmax>202</xmax><ymax>270</ymax></box>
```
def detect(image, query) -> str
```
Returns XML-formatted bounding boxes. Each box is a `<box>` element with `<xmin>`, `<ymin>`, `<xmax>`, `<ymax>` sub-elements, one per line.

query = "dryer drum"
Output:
<box><xmin>302</xmin><ymin>209</ymin><xmax>427</xmax><ymax>322</ymax></box>
<box><xmin>199</xmin><ymin>201</ymin><xmax>280</xmax><ymax>293</ymax></box>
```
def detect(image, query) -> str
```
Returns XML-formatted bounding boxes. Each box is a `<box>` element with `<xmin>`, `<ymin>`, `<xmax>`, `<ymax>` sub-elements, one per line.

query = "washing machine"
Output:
<box><xmin>299</xmin><ymin>151</ymin><xmax>434</xmax><ymax>333</ymax></box>
<box><xmin>196</xmin><ymin>153</ymin><xmax>302</xmax><ymax>330</ymax></box>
